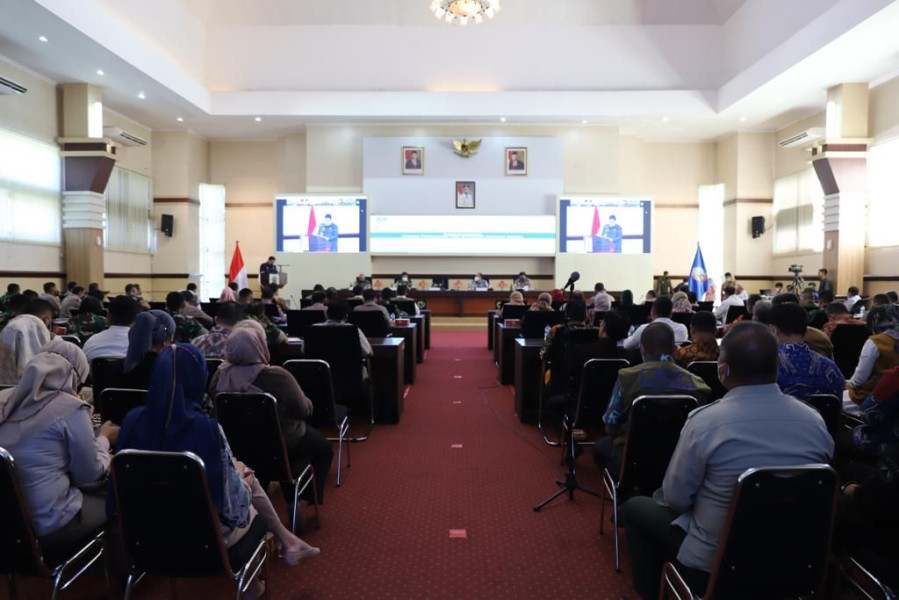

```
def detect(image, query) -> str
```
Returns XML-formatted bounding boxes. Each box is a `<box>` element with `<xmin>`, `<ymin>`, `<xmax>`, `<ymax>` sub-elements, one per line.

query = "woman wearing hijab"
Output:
<box><xmin>499</xmin><ymin>291</ymin><xmax>526</xmax><ymax>320</ymax></box>
<box><xmin>0</xmin><ymin>338</ymin><xmax>118</xmax><ymax>548</ymax></box>
<box><xmin>115</xmin><ymin>343</ymin><xmax>319</xmax><ymax>578</ymax></box>
<box><xmin>212</xmin><ymin>321</ymin><xmax>333</xmax><ymax>507</ymax></box>
<box><xmin>0</xmin><ymin>309</ymin><xmax>52</xmax><ymax>385</ymax></box>
<box><xmin>529</xmin><ymin>292</ymin><xmax>554</xmax><ymax>312</ymax></box>
<box><xmin>671</xmin><ymin>291</ymin><xmax>694</xmax><ymax>314</ymax></box>
<box><xmin>122</xmin><ymin>310</ymin><xmax>176</xmax><ymax>390</ymax></box>
<box><xmin>219</xmin><ymin>282</ymin><xmax>239</xmax><ymax>303</ymax></box>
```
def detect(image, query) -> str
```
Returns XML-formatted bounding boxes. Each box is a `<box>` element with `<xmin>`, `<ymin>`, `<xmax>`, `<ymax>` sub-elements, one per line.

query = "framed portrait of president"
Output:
<box><xmin>455</xmin><ymin>181</ymin><xmax>475</xmax><ymax>209</ymax></box>
<box><xmin>402</xmin><ymin>146</ymin><xmax>424</xmax><ymax>175</ymax></box>
<box><xmin>505</xmin><ymin>147</ymin><xmax>527</xmax><ymax>176</ymax></box>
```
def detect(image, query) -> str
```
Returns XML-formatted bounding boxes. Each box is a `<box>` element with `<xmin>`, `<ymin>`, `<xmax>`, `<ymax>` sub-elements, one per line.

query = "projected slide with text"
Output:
<box><xmin>370</xmin><ymin>215</ymin><xmax>555</xmax><ymax>255</ymax></box>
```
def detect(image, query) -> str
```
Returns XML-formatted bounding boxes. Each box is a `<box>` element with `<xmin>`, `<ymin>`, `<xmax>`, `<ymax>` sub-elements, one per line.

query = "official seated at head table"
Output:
<box><xmin>468</xmin><ymin>272</ymin><xmax>489</xmax><ymax>290</ymax></box>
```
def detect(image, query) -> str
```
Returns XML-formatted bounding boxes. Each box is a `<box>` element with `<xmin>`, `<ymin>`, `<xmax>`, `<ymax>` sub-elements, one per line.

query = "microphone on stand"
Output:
<box><xmin>564</xmin><ymin>271</ymin><xmax>580</xmax><ymax>291</ymax></box>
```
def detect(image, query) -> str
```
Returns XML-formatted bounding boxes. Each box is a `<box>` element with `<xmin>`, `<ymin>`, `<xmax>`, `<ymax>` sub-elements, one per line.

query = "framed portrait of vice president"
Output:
<box><xmin>402</xmin><ymin>146</ymin><xmax>424</xmax><ymax>175</ymax></box>
<box><xmin>505</xmin><ymin>147</ymin><xmax>527</xmax><ymax>176</ymax></box>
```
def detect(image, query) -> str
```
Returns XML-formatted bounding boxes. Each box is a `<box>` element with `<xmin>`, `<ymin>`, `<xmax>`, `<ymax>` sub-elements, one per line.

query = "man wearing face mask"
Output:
<box><xmin>469</xmin><ymin>272</ymin><xmax>489</xmax><ymax>291</ymax></box>
<box><xmin>593</xmin><ymin>322</ymin><xmax>711</xmax><ymax>477</ymax></box>
<box><xmin>620</xmin><ymin>321</ymin><xmax>833</xmax><ymax>599</ymax></box>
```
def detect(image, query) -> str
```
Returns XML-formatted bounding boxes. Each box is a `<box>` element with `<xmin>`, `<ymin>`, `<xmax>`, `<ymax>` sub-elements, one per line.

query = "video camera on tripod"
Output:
<box><xmin>788</xmin><ymin>264</ymin><xmax>804</xmax><ymax>291</ymax></box>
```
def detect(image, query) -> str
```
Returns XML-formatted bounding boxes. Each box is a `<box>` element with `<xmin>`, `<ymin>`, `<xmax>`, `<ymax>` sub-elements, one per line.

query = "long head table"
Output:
<box><xmin>303</xmin><ymin>290</ymin><xmax>548</xmax><ymax>317</ymax></box>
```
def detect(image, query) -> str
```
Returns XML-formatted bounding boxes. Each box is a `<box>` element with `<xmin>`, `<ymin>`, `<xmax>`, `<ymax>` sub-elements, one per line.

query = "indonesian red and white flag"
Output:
<box><xmin>591</xmin><ymin>207</ymin><xmax>601</xmax><ymax>237</ymax></box>
<box><xmin>307</xmin><ymin>206</ymin><xmax>317</xmax><ymax>236</ymax></box>
<box><xmin>229</xmin><ymin>242</ymin><xmax>248</xmax><ymax>290</ymax></box>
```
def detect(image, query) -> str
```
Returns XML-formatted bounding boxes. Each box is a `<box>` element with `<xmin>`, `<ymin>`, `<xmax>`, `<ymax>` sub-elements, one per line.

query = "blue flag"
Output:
<box><xmin>688</xmin><ymin>244</ymin><xmax>710</xmax><ymax>299</ymax></box>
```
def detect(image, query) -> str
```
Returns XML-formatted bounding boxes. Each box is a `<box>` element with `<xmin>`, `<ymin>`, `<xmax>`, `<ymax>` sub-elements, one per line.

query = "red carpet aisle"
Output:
<box><xmin>7</xmin><ymin>332</ymin><xmax>631</xmax><ymax>600</ymax></box>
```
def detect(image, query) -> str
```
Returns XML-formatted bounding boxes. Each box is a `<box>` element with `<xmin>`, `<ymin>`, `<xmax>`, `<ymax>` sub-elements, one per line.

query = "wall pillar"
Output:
<box><xmin>58</xmin><ymin>83</ymin><xmax>115</xmax><ymax>286</ymax></box>
<box><xmin>812</xmin><ymin>83</ymin><xmax>870</xmax><ymax>293</ymax></box>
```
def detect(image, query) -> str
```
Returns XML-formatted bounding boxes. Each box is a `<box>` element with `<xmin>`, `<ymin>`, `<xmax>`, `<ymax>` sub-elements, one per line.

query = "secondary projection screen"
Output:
<box><xmin>275</xmin><ymin>195</ymin><xmax>367</xmax><ymax>253</ymax></box>
<box><xmin>370</xmin><ymin>215</ymin><xmax>555</xmax><ymax>255</ymax></box>
<box><xmin>558</xmin><ymin>197</ymin><xmax>652</xmax><ymax>254</ymax></box>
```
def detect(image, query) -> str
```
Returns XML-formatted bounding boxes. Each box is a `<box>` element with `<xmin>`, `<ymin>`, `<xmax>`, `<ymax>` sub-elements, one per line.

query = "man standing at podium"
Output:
<box><xmin>317</xmin><ymin>213</ymin><xmax>339</xmax><ymax>252</ymax></box>
<box><xmin>259</xmin><ymin>256</ymin><xmax>278</xmax><ymax>290</ymax></box>
<box><xmin>600</xmin><ymin>214</ymin><xmax>623</xmax><ymax>253</ymax></box>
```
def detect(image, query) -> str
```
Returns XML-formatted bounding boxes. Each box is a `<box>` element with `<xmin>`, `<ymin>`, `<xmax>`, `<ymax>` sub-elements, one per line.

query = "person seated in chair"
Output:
<box><xmin>621</xmin><ymin>321</ymin><xmax>833</xmax><ymax>599</ymax></box>
<box><xmin>260</xmin><ymin>287</ymin><xmax>286</xmax><ymax>322</ymax></box>
<box><xmin>70</xmin><ymin>295</ymin><xmax>108</xmax><ymax>341</ymax></box>
<box><xmin>591</xmin><ymin>283</ymin><xmax>613</xmax><ymax>312</ymax></box>
<box><xmin>529</xmin><ymin>292</ymin><xmax>554</xmax><ymax>312</ymax></box>
<box><xmin>119</xmin><ymin>342</ymin><xmax>320</xmax><ymax>594</ymax></box>
<box><xmin>622</xmin><ymin>296</ymin><xmax>689</xmax><ymax>351</ymax></box>
<box><xmin>713</xmin><ymin>285</ymin><xmax>744</xmax><ymax>323</ymax></box>
<box><xmin>303</xmin><ymin>290</ymin><xmax>327</xmax><ymax>314</ymax></box>
<box><xmin>354</xmin><ymin>288</ymin><xmax>390</xmax><ymax>323</ymax></box>
<box><xmin>847</xmin><ymin>305</ymin><xmax>899</xmax><ymax>408</ymax></box>
<box><xmin>846</xmin><ymin>286</ymin><xmax>863</xmax><ymax>311</ymax></box>
<box><xmin>771</xmin><ymin>302</ymin><xmax>845</xmax><ymax>399</ymax></box>
<box><xmin>670</xmin><ymin>291</ymin><xmax>693</xmax><ymax>315</ymax></box>
<box><xmin>191</xmin><ymin>301</ymin><xmax>244</xmax><ymax>359</ymax></box>
<box><xmin>468</xmin><ymin>272</ymin><xmax>489</xmax><ymax>291</ymax></box>
<box><xmin>245</xmin><ymin>300</ymin><xmax>288</xmax><ymax>347</ymax></box>
<box><xmin>120</xmin><ymin>310</ymin><xmax>176</xmax><ymax>391</ymax></box>
<box><xmin>82</xmin><ymin>295</ymin><xmax>140</xmax><ymax>363</ymax></box>
<box><xmin>499</xmin><ymin>291</ymin><xmax>527</xmax><ymax>320</ymax></box>
<box><xmin>166</xmin><ymin>291</ymin><xmax>208</xmax><ymax>343</ymax></box>
<box><xmin>674</xmin><ymin>311</ymin><xmax>719</xmax><ymax>368</ymax></box>
<box><xmin>314</xmin><ymin>302</ymin><xmax>373</xmax><ymax>368</ymax></box>
<box><xmin>237</xmin><ymin>288</ymin><xmax>254</xmax><ymax>307</ymax></box>
<box><xmin>822</xmin><ymin>301</ymin><xmax>870</xmax><ymax>338</ymax></box>
<box><xmin>0</xmin><ymin>339</ymin><xmax>118</xmax><ymax>554</ymax></box>
<box><xmin>513</xmin><ymin>272</ymin><xmax>533</xmax><ymax>291</ymax></box>
<box><xmin>59</xmin><ymin>285</ymin><xmax>85</xmax><ymax>319</ymax></box>
<box><xmin>0</xmin><ymin>299</ymin><xmax>54</xmax><ymax>385</ymax></box>
<box><xmin>772</xmin><ymin>293</ymin><xmax>834</xmax><ymax>359</ymax></box>
<box><xmin>211</xmin><ymin>321</ymin><xmax>333</xmax><ymax>510</ymax></box>
<box><xmin>181</xmin><ymin>290</ymin><xmax>214</xmax><ymax>329</ymax></box>
<box><xmin>394</xmin><ymin>284</ymin><xmax>420</xmax><ymax>315</ymax></box>
<box><xmin>593</xmin><ymin>322</ymin><xmax>710</xmax><ymax>478</ymax></box>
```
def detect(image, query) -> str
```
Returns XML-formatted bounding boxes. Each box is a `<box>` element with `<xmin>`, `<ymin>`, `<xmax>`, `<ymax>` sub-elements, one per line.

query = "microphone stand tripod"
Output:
<box><xmin>534</xmin><ymin>276</ymin><xmax>599</xmax><ymax>511</ymax></box>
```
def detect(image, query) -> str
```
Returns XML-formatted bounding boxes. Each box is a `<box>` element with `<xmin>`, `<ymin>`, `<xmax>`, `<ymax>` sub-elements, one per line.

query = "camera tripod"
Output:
<box><xmin>533</xmin><ymin>413</ymin><xmax>600</xmax><ymax>511</ymax></box>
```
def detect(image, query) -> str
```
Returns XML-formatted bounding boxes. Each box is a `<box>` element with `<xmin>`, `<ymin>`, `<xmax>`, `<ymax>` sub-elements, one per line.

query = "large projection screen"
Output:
<box><xmin>370</xmin><ymin>215</ymin><xmax>555</xmax><ymax>255</ymax></box>
<box><xmin>275</xmin><ymin>195</ymin><xmax>367</xmax><ymax>253</ymax></box>
<box><xmin>558</xmin><ymin>197</ymin><xmax>652</xmax><ymax>254</ymax></box>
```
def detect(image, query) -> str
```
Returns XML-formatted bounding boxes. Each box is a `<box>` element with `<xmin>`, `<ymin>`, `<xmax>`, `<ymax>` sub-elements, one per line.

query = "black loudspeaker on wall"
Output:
<box><xmin>161</xmin><ymin>214</ymin><xmax>174</xmax><ymax>237</ymax></box>
<box><xmin>751</xmin><ymin>215</ymin><xmax>765</xmax><ymax>238</ymax></box>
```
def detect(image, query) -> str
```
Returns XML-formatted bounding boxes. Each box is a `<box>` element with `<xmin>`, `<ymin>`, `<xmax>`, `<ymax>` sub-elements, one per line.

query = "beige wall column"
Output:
<box><xmin>812</xmin><ymin>83</ymin><xmax>870</xmax><ymax>293</ymax></box>
<box><xmin>150</xmin><ymin>131</ymin><xmax>209</xmax><ymax>295</ymax></box>
<box><xmin>717</xmin><ymin>132</ymin><xmax>774</xmax><ymax>286</ymax></box>
<box><xmin>59</xmin><ymin>83</ymin><xmax>115</xmax><ymax>286</ymax></box>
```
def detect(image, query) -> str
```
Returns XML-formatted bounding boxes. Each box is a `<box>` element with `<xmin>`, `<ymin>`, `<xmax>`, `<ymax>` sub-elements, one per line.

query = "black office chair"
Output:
<box><xmin>801</xmin><ymin>393</ymin><xmax>843</xmax><ymax>439</ymax></box>
<box><xmin>570</xmin><ymin>358</ymin><xmax>630</xmax><ymax>444</ymax></box>
<box><xmin>348</xmin><ymin>311</ymin><xmax>390</xmax><ymax>338</ymax></box>
<box><xmin>98</xmin><ymin>388</ymin><xmax>147</xmax><ymax>425</ymax></box>
<box><xmin>696</xmin><ymin>301</ymin><xmax>714</xmax><ymax>312</ymax></box>
<box><xmin>214</xmin><ymin>393</ymin><xmax>319</xmax><ymax>529</ymax></box>
<box><xmin>282</xmin><ymin>359</ymin><xmax>351</xmax><ymax>487</ymax></box>
<box><xmin>0</xmin><ymin>447</ymin><xmax>106</xmax><ymax>600</ymax></box>
<box><xmin>832</xmin><ymin>324</ymin><xmax>872</xmax><ymax>379</ymax></box>
<box><xmin>346</xmin><ymin>298</ymin><xmax>363</xmax><ymax>310</ymax></box>
<box><xmin>303</xmin><ymin>324</ymin><xmax>373</xmax><ymax>442</ymax></box>
<box><xmin>110</xmin><ymin>450</ymin><xmax>269</xmax><ymax>600</ymax></box>
<box><xmin>809</xmin><ymin>310</ymin><xmax>829</xmax><ymax>330</ymax></box>
<box><xmin>626</xmin><ymin>304</ymin><xmax>651</xmax><ymax>327</ymax></box>
<box><xmin>661</xmin><ymin>464</ymin><xmax>838</xmax><ymax>600</ymax></box>
<box><xmin>285</xmin><ymin>309</ymin><xmax>326</xmax><ymax>337</ymax></box>
<box><xmin>519</xmin><ymin>310</ymin><xmax>564</xmax><ymax>339</ymax></box>
<box><xmin>600</xmin><ymin>394</ymin><xmax>698</xmax><ymax>572</ymax></box>
<box><xmin>724</xmin><ymin>305</ymin><xmax>748</xmax><ymax>324</ymax></box>
<box><xmin>90</xmin><ymin>357</ymin><xmax>126</xmax><ymax>403</ymax></box>
<box><xmin>687</xmin><ymin>361</ymin><xmax>728</xmax><ymax>402</ymax></box>
<box><xmin>497</xmin><ymin>303</ymin><xmax>529</xmax><ymax>321</ymax></box>
<box><xmin>263</xmin><ymin>303</ymin><xmax>281</xmax><ymax>319</ymax></box>
<box><xmin>205</xmin><ymin>358</ymin><xmax>224</xmax><ymax>391</ymax></box>
<box><xmin>392</xmin><ymin>299</ymin><xmax>418</xmax><ymax>316</ymax></box>
<box><xmin>200</xmin><ymin>302</ymin><xmax>217</xmax><ymax>317</ymax></box>
<box><xmin>670</xmin><ymin>312</ymin><xmax>693</xmax><ymax>328</ymax></box>
<box><xmin>840</xmin><ymin>555</ymin><xmax>898</xmax><ymax>600</ymax></box>
<box><xmin>592</xmin><ymin>311</ymin><xmax>608</xmax><ymax>326</ymax></box>
<box><xmin>537</xmin><ymin>327</ymin><xmax>601</xmax><ymax>446</ymax></box>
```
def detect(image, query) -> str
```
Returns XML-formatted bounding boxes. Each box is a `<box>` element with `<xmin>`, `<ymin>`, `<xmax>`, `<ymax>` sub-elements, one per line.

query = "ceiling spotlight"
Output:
<box><xmin>582</xmin><ymin>120</ymin><xmax>589</xmax><ymax>124</ymax></box>
<box><xmin>662</xmin><ymin>116</ymin><xmax>669</xmax><ymax>123</ymax></box>
<box><xmin>500</xmin><ymin>117</ymin><xmax>506</xmax><ymax>122</ymax></box>
<box><xmin>254</xmin><ymin>117</ymin><xmax>262</xmax><ymax>122</ymax></box>
<box><xmin>96</xmin><ymin>69</ymin><xmax>105</xmax><ymax>76</ymax></box>
<box><xmin>38</xmin><ymin>35</ymin><xmax>48</xmax><ymax>42</ymax></box>
<box><xmin>176</xmin><ymin>117</ymin><xmax>184</xmax><ymax>122</ymax></box>
<box><xmin>432</xmin><ymin>0</ymin><xmax>500</xmax><ymax>25</ymax></box>
<box><xmin>739</xmin><ymin>115</ymin><xmax>747</xmax><ymax>122</ymax></box>
<box><xmin>137</xmin><ymin>91</ymin><xmax>146</xmax><ymax>99</ymax></box>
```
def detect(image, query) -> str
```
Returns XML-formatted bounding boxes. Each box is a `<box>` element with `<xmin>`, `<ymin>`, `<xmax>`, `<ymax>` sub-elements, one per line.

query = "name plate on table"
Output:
<box><xmin>504</xmin><ymin>319</ymin><xmax>521</xmax><ymax>327</ymax></box>
<box><xmin>395</xmin><ymin>318</ymin><xmax>410</xmax><ymax>326</ymax></box>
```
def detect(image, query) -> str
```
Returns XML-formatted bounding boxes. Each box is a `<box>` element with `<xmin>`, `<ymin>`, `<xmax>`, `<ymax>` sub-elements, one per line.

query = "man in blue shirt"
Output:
<box><xmin>771</xmin><ymin>302</ymin><xmax>845</xmax><ymax>399</ymax></box>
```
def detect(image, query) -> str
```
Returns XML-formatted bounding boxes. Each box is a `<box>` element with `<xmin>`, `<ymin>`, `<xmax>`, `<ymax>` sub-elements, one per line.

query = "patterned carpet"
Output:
<box><xmin>9</xmin><ymin>331</ymin><xmax>633</xmax><ymax>599</ymax></box>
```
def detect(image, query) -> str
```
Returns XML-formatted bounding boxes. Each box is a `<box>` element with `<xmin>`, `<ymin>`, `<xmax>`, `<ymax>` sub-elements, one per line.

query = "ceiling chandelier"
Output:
<box><xmin>430</xmin><ymin>0</ymin><xmax>501</xmax><ymax>25</ymax></box>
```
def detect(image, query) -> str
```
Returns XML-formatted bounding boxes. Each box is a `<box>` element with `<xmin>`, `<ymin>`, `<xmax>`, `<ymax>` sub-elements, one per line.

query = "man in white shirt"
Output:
<box><xmin>714</xmin><ymin>285</ymin><xmax>745</xmax><ymax>323</ymax></box>
<box><xmin>845</xmin><ymin>286</ymin><xmax>862</xmax><ymax>311</ymax></box>
<box><xmin>621</xmin><ymin>322</ymin><xmax>832</xmax><ymax>598</ymax></box>
<box><xmin>354</xmin><ymin>288</ymin><xmax>390</xmax><ymax>323</ymax></box>
<box><xmin>591</xmin><ymin>282</ymin><xmax>613</xmax><ymax>312</ymax></box>
<box><xmin>59</xmin><ymin>285</ymin><xmax>85</xmax><ymax>318</ymax></box>
<box><xmin>39</xmin><ymin>282</ymin><xmax>61</xmax><ymax>317</ymax></box>
<box><xmin>82</xmin><ymin>295</ymin><xmax>140</xmax><ymax>363</ymax></box>
<box><xmin>622</xmin><ymin>296</ymin><xmax>689</xmax><ymax>351</ymax></box>
<box><xmin>395</xmin><ymin>284</ymin><xmax>421</xmax><ymax>315</ymax></box>
<box><xmin>735</xmin><ymin>283</ymin><xmax>749</xmax><ymax>302</ymax></box>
